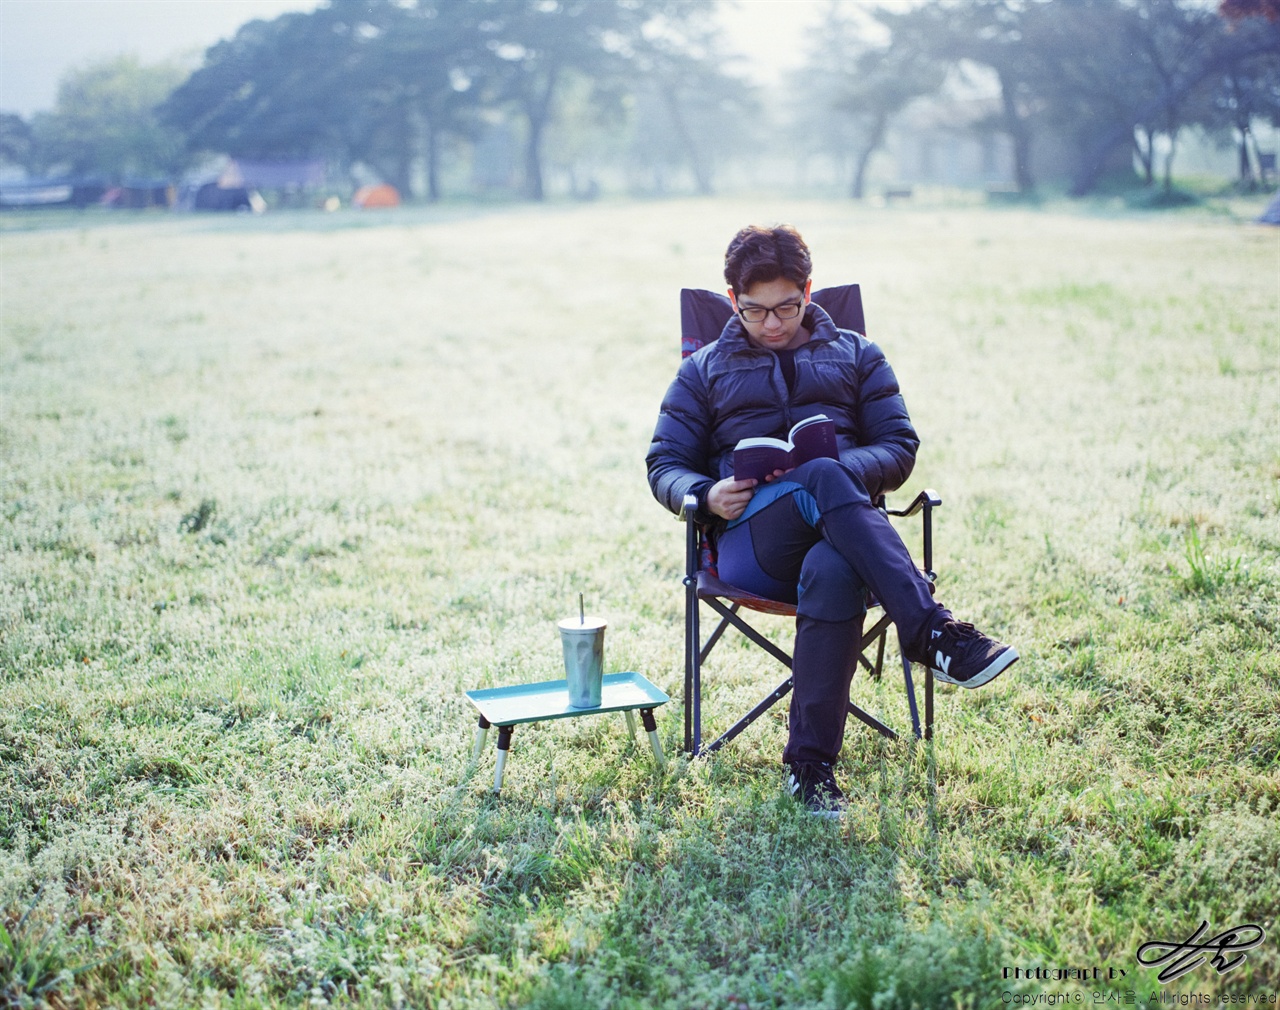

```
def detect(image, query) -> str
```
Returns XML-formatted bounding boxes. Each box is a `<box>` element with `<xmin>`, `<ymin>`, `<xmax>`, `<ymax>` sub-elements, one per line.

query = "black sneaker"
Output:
<box><xmin>787</xmin><ymin>761</ymin><xmax>845</xmax><ymax>819</ymax></box>
<box><xmin>915</xmin><ymin>620</ymin><xmax>1018</xmax><ymax>688</ymax></box>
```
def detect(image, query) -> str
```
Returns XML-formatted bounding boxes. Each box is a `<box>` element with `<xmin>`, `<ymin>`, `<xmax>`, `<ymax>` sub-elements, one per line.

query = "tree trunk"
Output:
<box><xmin>425</xmin><ymin>120</ymin><xmax>441</xmax><ymax>203</ymax></box>
<box><xmin>1162</xmin><ymin>129</ymin><xmax>1178</xmax><ymax>193</ymax></box>
<box><xmin>372</xmin><ymin>104</ymin><xmax>415</xmax><ymax>199</ymax></box>
<box><xmin>369</xmin><ymin>148</ymin><xmax>412</xmax><ymax>200</ymax></box>
<box><xmin>850</xmin><ymin>111</ymin><xmax>888</xmax><ymax>200</ymax></box>
<box><xmin>1135</xmin><ymin>128</ymin><xmax>1155</xmax><ymax>186</ymax></box>
<box><xmin>1237</xmin><ymin>123</ymin><xmax>1255</xmax><ymax>189</ymax></box>
<box><xmin>524</xmin><ymin>116</ymin><xmax>544</xmax><ymax>201</ymax></box>
<box><xmin>658</xmin><ymin>81</ymin><xmax>712</xmax><ymax>195</ymax></box>
<box><xmin>998</xmin><ymin>71</ymin><xmax>1034</xmax><ymax>193</ymax></box>
<box><xmin>1070</xmin><ymin>122</ymin><xmax>1137</xmax><ymax>197</ymax></box>
<box><xmin>522</xmin><ymin>67</ymin><xmax>558</xmax><ymax>202</ymax></box>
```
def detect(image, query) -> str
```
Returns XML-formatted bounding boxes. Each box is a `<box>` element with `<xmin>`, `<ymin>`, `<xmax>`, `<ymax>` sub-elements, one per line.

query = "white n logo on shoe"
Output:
<box><xmin>934</xmin><ymin>650</ymin><xmax>951</xmax><ymax>677</ymax></box>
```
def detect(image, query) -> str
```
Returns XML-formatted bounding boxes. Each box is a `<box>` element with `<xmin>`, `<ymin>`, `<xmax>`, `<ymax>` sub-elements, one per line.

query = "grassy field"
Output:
<box><xmin>1</xmin><ymin>196</ymin><xmax>1277</xmax><ymax>1009</ymax></box>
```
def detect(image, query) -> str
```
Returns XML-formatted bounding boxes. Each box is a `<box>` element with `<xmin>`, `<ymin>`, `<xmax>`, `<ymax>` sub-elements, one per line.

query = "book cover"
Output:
<box><xmin>732</xmin><ymin>415</ymin><xmax>838</xmax><ymax>482</ymax></box>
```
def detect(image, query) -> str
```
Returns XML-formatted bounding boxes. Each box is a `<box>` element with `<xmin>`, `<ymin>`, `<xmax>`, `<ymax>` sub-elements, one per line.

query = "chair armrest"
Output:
<box><xmin>885</xmin><ymin>488</ymin><xmax>942</xmax><ymax>518</ymax></box>
<box><xmin>681</xmin><ymin>494</ymin><xmax>701</xmax><ymax>581</ymax></box>
<box><xmin>885</xmin><ymin>488</ymin><xmax>941</xmax><ymax>581</ymax></box>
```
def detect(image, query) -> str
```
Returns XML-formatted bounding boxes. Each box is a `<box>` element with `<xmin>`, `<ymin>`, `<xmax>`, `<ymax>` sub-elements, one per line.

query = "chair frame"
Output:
<box><xmin>672</xmin><ymin>282</ymin><xmax>941</xmax><ymax>758</ymax></box>
<box><xmin>680</xmin><ymin>490</ymin><xmax>941</xmax><ymax>756</ymax></box>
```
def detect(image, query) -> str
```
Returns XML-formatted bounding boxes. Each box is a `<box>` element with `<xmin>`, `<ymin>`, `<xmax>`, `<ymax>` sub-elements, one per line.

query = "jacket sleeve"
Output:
<box><xmin>646</xmin><ymin>356</ymin><xmax>717</xmax><ymax>518</ymax></box>
<box><xmin>837</xmin><ymin>341</ymin><xmax>919</xmax><ymax>499</ymax></box>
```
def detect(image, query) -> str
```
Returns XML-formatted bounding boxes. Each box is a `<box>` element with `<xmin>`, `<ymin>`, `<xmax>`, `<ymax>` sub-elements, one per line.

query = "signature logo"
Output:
<box><xmin>1137</xmin><ymin>921</ymin><xmax>1266</xmax><ymax>983</ymax></box>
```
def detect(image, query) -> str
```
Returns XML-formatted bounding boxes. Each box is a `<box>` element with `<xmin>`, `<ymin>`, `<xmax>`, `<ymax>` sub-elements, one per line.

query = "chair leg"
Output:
<box><xmin>493</xmin><ymin>725</ymin><xmax>513</xmax><ymax>793</ymax></box>
<box><xmin>902</xmin><ymin>654</ymin><xmax>922</xmax><ymax>741</ymax></box>
<box><xmin>857</xmin><ymin>612</ymin><xmax>894</xmax><ymax>674</ymax></box>
<box><xmin>705</xmin><ymin>676</ymin><xmax>793</xmax><ymax>754</ymax></box>
<box><xmin>685</xmin><ymin>583</ymin><xmax>702</xmax><ymax>756</ymax></box>
<box><xmin>705</xmin><ymin>597</ymin><xmax>795</xmax><ymax>668</ymax></box>
<box><xmin>926</xmin><ymin>669</ymin><xmax>934</xmax><ymax>741</ymax></box>
<box><xmin>698</xmin><ymin>608</ymin><xmax>736</xmax><ymax>665</ymax></box>
<box><xmin>625</xmin><ymin>709</ymin><xmax>639</xmax><ymax>747</ymax></box>
<box><xmin>847</xmin><ymin>700</ymin><xmax>899</xmax><ymax>740</ymax></box>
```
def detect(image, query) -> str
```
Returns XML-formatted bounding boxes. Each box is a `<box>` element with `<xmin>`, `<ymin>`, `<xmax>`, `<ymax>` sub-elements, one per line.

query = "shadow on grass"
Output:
<box><xmin>450</xmin><ymin>728</ymin><xmax>1014</xmax><ymax>1009</ymax></box>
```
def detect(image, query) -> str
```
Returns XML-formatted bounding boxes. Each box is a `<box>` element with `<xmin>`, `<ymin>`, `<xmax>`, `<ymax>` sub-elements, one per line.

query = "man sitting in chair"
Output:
<box><xmin>646</xmin><ymin>224</ymin><xmax>1017</xmax><ymax>817</ymax></box>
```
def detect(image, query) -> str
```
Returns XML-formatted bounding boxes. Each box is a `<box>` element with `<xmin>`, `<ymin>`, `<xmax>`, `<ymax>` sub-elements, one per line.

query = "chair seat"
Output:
<box><xmin>695</xmin><ymin>568</ymin><xmax>930</xmax><ymax>618</ymax></box>
<box><xmin>695</xmin><ymin>570</ymin><xmax>798</xmax><ymax>616</ymax></box>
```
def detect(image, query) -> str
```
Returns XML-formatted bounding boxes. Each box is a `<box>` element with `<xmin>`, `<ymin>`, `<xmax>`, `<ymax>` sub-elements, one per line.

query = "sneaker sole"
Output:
<box><xmin>931</xmin><ymin>647</ymin><xmax>1018</xmax><ymax>689</ymax></box>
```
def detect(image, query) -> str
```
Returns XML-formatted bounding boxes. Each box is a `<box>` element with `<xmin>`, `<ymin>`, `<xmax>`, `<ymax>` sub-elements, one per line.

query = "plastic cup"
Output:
<box><xmin>558</xmin><ymin>617</ymin><xmax>606</xmax><ymax>708</ymax></box>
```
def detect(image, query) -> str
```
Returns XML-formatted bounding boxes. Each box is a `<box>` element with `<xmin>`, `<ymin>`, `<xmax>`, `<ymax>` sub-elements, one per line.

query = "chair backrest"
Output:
<box><xmin>680</xmin><ymin>284</ymin><xmax>865</xmax><ymax>359</ymax></box>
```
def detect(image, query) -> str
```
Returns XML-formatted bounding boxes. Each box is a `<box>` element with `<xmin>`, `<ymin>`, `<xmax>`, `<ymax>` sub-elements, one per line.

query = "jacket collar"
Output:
<box><xmin>714</xmin><ymin>301</ymin><xmax>841</xmax><ymax>354</ymax></box>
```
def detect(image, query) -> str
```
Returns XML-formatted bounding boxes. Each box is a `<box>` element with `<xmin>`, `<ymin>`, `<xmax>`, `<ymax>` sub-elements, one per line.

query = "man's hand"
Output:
<box><xmin>706</xmin><ymin>476</ymin><xmax>757</xmax><ymax>521</ymax></box>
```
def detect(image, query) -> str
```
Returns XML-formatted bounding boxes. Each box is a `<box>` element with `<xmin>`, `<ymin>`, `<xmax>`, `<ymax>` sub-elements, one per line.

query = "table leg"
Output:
<box><xmin>472</xmin><ymin>715</ymin><xmax>491</xmax><ymax>764</ymax></box>
<box><xmin>640</xmin><ymin>708</ymin><xmax>665</xmax><ymax>772</ymax></box>
<box><xmin>493</xmin><ymin>725</ymin><xmax>514</xmax><ymax>793</ymax></box>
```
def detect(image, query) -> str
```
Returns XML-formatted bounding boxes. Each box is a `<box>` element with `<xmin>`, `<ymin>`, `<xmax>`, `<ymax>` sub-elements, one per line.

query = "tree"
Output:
<box><xmin>1208</xmin><ymin>0</ymin><xmax>1280</xmax><ymax>187</ymax></box>
<box><xmin>1220</xmin><ymin>0</ymin><xmax>1280</xmax><ymax>21</ymax></box>
<box><xmin>34</xmin><ymin>55</ymin><xmax>189</xmax><ymax>180</ymax></box>
<box><xmin>786</xmin><ymin>3</ymin><xmax>945</xmax><ymax>200</ymax></box>
<box><xmin>164</xmin><ymin>1</ymin><xmax>494</xmax><ymax>201</ymax></box>
<box><xmin>1126</xmin><ymin>0</ymin><xmax>1224</xmax><ymax>192</ymax></box>
<box><xmin>324</xmin><ymin>0</ymin><xmax>490</xmax><ymax>201</ymax></box>
<box><xmin>0</xmin><ymin>113</ymin><xmax>34</xmax><ymax>172</ymax></box>
<box><xmin>386</xmin><ymin>1</ymin><xmax>490</xmax><ymax>202</ymax></box>
<box><xmin>627</xmin><ymin>4</ymin><xmax>757</xmax><ymax>196</ymax></box>
<box><xmin>1050</xmin><ymin>0</ymin><xmax>1280</xmax><ymax>195</ymax></box>
<box><xmin>161</xmin><ymin>9</ymin><xmax>355</xmax><ymax>162</ymax></box>
<box><xmin>477</xmin><ymin>0</ymin><xmax>650</xmax><ymax>200</ymax></box>
<box><xmin>882</xmin><ymin>0</ymin><xmax>1043</xmax><ymax>194</ymax></box>
<box><xmin>1206</xmin><ymin>57</ymin><xmax>1280</xmax><ymax>187</ymax></box>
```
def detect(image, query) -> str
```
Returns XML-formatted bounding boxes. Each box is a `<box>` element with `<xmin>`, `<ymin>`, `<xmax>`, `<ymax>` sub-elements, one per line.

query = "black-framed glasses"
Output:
<box><xmin>737</xmin><ymin>299</ymin><xmax>804</xmax><ymax>324</ymax></box>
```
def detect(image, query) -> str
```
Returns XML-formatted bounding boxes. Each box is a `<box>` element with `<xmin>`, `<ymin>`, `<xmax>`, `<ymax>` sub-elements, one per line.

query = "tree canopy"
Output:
<box><xmin>6</xmin><ymin>0</ymin><xmax>1278</xmax><ymax>199</ymax></box>
<box><xmin>26</xmin><ymin>55</ymin><xmax>189</xmax><ymax>180</ymax></box>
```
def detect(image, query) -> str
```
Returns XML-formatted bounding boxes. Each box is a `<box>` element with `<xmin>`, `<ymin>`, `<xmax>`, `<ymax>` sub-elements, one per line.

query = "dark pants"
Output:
<box><xmin>716</xmin><ymin>458</ymin><xmax>945</xmax><ymax>765</ymax></box>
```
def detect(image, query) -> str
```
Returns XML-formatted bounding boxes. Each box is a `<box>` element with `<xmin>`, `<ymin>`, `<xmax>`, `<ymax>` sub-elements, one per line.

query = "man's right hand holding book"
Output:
<box><xmin>706</xmin><ymin>468</ymin><xmax>792</xmax><ymax>521</ymax></box>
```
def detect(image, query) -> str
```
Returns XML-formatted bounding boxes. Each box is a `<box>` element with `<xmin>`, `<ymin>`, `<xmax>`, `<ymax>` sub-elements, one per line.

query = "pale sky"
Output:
<box><xmin>0</xmin><ymin>0</ymin><xmax>842</xmax><ymax>118</ymax></box>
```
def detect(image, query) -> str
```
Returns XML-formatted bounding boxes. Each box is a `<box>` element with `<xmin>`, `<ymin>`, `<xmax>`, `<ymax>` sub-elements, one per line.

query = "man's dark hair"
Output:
<box><xmin>723</xmin><ymin>225</ymin><xmax>812</xmax><ymax>295</ymax></box>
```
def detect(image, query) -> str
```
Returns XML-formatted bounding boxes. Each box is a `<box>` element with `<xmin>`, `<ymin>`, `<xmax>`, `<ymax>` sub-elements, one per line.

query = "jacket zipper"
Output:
<box><xmin>770</xmin><ymin>350</ymin><xmax>792</xmax><ymax>431</ymax></box>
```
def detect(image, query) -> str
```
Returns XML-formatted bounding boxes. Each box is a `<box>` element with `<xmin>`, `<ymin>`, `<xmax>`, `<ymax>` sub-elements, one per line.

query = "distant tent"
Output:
<box><xmin>354</xmin><ymin>184</ymin><xmax>400</xmax><ymax>208</ymax></box>
<box><xmin>0</xmin><ymin>179</ymin><xmax>105</xmax><ymax>209</ymax></box>
<box><xmin>176</xmin><ymin>182</ymin><xmax>254</xmax><ymax>212</ymax></box>
<box><xmin>221</xmin><ymin>158</ymin><xmax>325</xmax><ymax>190</ymax></box>
<box><xmin>104</xmin><ymin>180</ymin><xmax>172</xmax><ymax>209</ymax></box>
<box><xmin>1259</xmin><ymin>190</ymin><xmax>1280</xmax><ymax>226</ymax></box>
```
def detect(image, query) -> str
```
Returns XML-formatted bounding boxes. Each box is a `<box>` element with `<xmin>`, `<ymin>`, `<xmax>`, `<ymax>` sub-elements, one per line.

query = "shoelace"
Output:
<box><xmin>938</xmin><ymin>620</ymin><xmax>980</xmax><ymax>650</ymax></box>
<box><xmin>797</xmin><ymin>762</ymin><xmax>839</xmax><ymax>797</ymax></box>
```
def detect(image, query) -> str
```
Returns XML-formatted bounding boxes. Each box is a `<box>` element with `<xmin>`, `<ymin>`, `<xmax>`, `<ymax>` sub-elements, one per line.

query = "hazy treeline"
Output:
<box><xmin>1</xmin><ymin>0</ymin><xmax>1277</xmax><ymax>201</ymax></box>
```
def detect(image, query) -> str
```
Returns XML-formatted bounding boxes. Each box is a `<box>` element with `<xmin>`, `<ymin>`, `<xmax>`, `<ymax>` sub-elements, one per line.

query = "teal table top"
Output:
<box><xmin>465</xmin><ymin>672</ymin><xmax>669</xmax><ymax>726</ymax></box>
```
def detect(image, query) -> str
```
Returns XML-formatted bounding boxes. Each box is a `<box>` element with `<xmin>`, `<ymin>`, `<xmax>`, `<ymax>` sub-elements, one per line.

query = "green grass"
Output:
<box><xmin>1</xmin><ymin>196</ymin><xmax>1278</xmax><ymax>1008</ymax></box>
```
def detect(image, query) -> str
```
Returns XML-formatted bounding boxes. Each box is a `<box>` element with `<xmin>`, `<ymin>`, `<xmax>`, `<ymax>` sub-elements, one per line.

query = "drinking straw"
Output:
<box><xmin>579</xmin><ymin>593</ymin><xmax>585</xmax><ymax>625</ymax></box>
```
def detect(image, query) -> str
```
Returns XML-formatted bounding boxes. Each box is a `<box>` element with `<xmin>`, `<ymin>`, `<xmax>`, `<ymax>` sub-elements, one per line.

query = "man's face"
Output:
<box><xmin>729</xmin><ymin>277</ymin><xmax>812</xmax><ymax>351</ymax></box>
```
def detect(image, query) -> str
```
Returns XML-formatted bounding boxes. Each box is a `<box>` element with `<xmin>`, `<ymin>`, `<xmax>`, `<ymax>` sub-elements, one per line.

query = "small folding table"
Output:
<box><xmin>465</xmin><ymin>672</ymin><xmax>669</xmax><ymax>793</ymax></box>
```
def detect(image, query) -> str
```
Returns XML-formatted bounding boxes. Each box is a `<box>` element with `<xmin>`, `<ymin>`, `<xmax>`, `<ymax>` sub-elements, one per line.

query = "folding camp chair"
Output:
<box><xmin>677</xmin><ymin>284</ymin><xmax>941</xmax><ymax>756</ymax></box>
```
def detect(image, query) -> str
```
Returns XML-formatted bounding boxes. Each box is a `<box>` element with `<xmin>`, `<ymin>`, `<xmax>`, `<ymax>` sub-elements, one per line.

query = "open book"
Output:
<box><xmin>732</xmin><ymin>414</ymin><xmax>838</xmax><ymax>482</ymax></box>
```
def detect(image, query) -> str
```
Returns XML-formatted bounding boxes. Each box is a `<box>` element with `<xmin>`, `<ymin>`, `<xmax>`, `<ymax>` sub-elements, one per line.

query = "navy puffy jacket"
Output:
<box><xmin>646</xmin><ymin>302</ymin><xmax>919</xmax><ymax>521</ymax></box>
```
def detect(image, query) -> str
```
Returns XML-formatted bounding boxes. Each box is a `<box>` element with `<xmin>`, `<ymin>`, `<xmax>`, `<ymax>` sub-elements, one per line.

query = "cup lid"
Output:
<box><xmin>558</xmin><ymin>616</ymin><xmax>606</xmax><ymax>631</ymax></box>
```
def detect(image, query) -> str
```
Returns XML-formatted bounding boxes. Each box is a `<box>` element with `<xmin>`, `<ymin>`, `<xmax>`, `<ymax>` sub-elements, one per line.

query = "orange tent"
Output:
<box><xmin>353</xmin><ymin>184</ymin><xmax>400</xmax><ymax>208</ymax></box>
